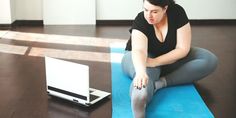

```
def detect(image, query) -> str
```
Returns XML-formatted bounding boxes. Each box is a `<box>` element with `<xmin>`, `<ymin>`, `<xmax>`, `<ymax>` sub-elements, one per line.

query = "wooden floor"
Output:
<box><xmin>0</xmin><ymin>24</ymin><xmax>235</xmax><ymax>118</ymax></box>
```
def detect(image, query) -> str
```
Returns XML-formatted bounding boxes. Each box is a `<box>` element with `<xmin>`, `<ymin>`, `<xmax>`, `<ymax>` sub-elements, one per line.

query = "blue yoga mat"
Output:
<box><xmin>110</xmin><ymin>45</ymin><xmax>214</xmax><ymax>118</ymax></box>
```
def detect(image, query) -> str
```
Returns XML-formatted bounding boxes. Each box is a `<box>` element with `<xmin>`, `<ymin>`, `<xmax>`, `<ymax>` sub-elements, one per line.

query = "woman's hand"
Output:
<box><xmin>133</xmin><ymin>72</ymin><xmax>149</xmax><ymax>89</ymax></box>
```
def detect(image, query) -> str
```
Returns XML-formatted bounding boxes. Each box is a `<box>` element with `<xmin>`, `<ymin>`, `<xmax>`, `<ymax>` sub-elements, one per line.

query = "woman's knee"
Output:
<box><xmin>131</xmin><ymin>88</ymin><xmax>148</xmax><ymax>105</ymax></box>
<box><xmin>207</xmin><ymin>52</ymin><xmax>218</xmax><ymax>72</ymax></box>
<box><xmin>130</xmin><ymin>80</ymin><xmax>154</xmax><ymax>104</ymax></box>
<box><xmin>121</xmin><ymin>51</ymin><xmax>135</xmax><ymax>78</ymax></box>
<box><xmin>192</xmin><ymin>47</ymin><xmax>218</xmax><ymax>73</ymax></box>
<box><xmin>121</xmin><ymin>51</ymin><xmax>131</xmax><ymax>70</ymax></box>
<box><xmin>201</xmin><ymin>48</ymin><xmax>217</xmax><ymax>71</ymax></box>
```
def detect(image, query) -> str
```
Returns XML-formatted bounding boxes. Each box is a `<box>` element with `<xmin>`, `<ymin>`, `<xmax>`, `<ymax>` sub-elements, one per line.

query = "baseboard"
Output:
<box><xmin>1</xmin><ymin>20</ymin><xmax>235</xmax><ymax>28</ymax></box>
<box><xmin>96</xmin><ymin>19</ymin><xmax>236</xmax><ymax>26</ymax></box>
<box><xmin>12</xmin><ymin>20</ymin><xmax>43</xmax><ymax>26</ymax></box>
<box><xmin>0</xmin><ymin>20</ymin><xmax>43</xmax><ymax>29</ymax></box>
<box><xmin>96</xmin><ymin>20</ymin><xmax>133</xmax><ymax>26</ymax></box>
<box><xmin>0</xmin><ymin>24</ymin><xmax>11</xmax><ymax>30</ymax></box>
<box><xmin>190</xmin><ymin>19</ymin><xmax>236</xmax><ymax>25</ymax></box>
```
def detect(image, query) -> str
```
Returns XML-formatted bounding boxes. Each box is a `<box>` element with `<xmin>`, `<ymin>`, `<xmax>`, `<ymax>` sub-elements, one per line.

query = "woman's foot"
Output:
<box><xmin>154</xmin><ymin>77</ymin><xmax>167</xmax><ymax>92</ymax></box>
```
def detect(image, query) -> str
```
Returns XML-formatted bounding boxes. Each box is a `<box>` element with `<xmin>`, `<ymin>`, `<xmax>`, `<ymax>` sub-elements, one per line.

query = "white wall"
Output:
<box><xmin>96</xmin><ymin>0</ymin><xmax>143</xmax><ymax>20</ymax></box>
<box><xmin>176</xmin><ymin>0</ymin><xmax>236</xmax><ymax>19</ymax></box>
<box><xmin>43</xmin><ymin>0</ymin><xmax>95</xmax><ymax>25</ymax></box>
<box><xmin>1</xmin><ymin>0</ymin><xmax>236</xmax><ymax>24</ymax></box>
<box><xmin>15</xmin><ymin>0</ymin><xmax>42</xmax><ymax>20</ymax></box>
<box><xmin>97</xmin><ymin>0</ymin><xmax>236</xmax><ymax>20</ymax></box>
<box><xmin>10</xmin><ymin>0</ymin><xmax>16</xmax><ymax>22</ymax></box>
<box><xmin>0</xmin><ymin>0</ymin><xmax>12</xmax><ymax>24</ymax></box>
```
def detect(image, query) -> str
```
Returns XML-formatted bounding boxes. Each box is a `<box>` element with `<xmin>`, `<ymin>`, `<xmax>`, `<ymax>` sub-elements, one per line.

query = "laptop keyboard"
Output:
<box><xmin>89</xmin><ymin>94</ymin><xmax>99</xmax><ymax>102</ymax></box>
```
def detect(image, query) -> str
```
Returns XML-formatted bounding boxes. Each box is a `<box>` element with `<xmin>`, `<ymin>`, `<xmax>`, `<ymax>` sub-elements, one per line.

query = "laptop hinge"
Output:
<box><xmin>48</xmin><ymin>86</ymin><xmax>87</xmax><ymax>100</ymax></box>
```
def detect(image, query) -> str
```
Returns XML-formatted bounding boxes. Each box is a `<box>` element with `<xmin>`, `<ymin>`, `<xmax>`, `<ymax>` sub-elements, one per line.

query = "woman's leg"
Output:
<box><xmin>161</xmin><ymin>47</ymin><xmax>218</xmax><ymax>86</ymax></box>
<box><xmin>121</xmin><ymin>51</ymin><xmax>161</xmax><ymax>118</ymax></box>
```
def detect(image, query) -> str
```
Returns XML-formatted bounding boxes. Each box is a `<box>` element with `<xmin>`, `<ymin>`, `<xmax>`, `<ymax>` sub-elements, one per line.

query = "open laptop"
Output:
<box><xmin>45</xmin><ymin>56</ymin><xmax>110</xmax><ymax>106</ymax></box>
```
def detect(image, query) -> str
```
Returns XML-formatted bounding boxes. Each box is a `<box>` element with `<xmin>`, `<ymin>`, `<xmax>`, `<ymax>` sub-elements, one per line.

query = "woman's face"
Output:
<box><xmin>143</xmin><ymin>0</ymin><xmax>167</xmax><ymax>25</ymax></box>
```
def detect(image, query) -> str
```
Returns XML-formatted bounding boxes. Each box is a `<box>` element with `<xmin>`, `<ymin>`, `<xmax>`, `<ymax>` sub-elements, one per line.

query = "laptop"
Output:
<box><xmin>45</xmin><ymin>56</ymin><xmax>110</xmax><ymax>106</ymax></box>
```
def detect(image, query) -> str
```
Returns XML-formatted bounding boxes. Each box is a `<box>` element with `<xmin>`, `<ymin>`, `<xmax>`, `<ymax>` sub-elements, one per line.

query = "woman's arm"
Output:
<box><xmin>146</xmin><ymin>23</ymin><xmax>192</xmax><ymax>67</ymax></box>
<box><xmin>131</xmin><ymin>29</ymin><xmax>149</xmax><ymax>88</ymax></box>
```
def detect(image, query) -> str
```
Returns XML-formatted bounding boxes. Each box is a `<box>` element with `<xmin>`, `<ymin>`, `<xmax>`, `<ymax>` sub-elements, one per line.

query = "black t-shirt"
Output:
<box><xmin>125</xmin><ymin>4</ymin><xmax>189</xmax><ymax>58</ymax></box>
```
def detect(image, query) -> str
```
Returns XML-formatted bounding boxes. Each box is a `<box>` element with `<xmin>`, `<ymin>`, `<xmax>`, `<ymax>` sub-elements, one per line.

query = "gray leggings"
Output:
<box><xmin>121</xmin><ymin>47</ymin><xmax>218</xmax><ymax>118</ymax></box>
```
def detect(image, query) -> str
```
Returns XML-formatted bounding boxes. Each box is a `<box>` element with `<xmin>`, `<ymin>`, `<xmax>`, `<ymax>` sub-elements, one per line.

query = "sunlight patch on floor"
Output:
<box><xmin>1</xmin><ymin>31</ymin><xmax>126</xmax><ymax>47</ymax></box>
<box><xmin>0</xmin><ymin>43</ymin><xmax>28</xmax><ymax>55</ymax></box>
<box><xmin>0</xmin><ymin>31</ymin><xmax>127</xmax><ymax>62</ymax></box>
<box><xmin>0</xmin><ymin>30</ymin><xmax>8</xmax><ymax>38</ymax></box>
<box><xmin>29</xmin><ymin>47</ymin><xmax>110</xmax><ymax>62</ymax></box>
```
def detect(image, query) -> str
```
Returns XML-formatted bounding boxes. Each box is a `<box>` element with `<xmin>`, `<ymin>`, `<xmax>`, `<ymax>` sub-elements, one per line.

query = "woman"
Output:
<box><xmin>121</xmin><ymin>0</ymin><xmax>218</xmax><ymax>117</ymax></box>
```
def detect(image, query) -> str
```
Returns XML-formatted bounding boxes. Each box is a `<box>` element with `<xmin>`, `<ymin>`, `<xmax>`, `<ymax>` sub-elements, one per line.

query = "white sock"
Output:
<box><xmin>154</xmin><ymin>77</ymin><xmax>167</xmax><ymax>92</ymax></box>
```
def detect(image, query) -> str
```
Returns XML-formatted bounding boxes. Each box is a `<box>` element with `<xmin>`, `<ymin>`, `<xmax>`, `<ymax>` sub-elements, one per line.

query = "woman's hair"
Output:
<box><xmin>144</xmin><ymin>0</ymin><xmax>175</xmax><ymax>7</ymax></box>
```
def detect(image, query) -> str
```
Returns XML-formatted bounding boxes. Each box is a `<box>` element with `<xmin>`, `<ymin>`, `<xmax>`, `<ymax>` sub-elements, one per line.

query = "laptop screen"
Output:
<box><xmin>45</xmin><ymin>57</ymin><xmax>90</xmax><ymax>101</ymax></box>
